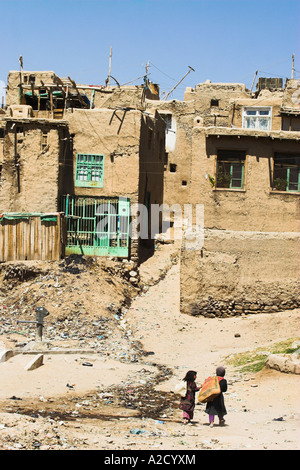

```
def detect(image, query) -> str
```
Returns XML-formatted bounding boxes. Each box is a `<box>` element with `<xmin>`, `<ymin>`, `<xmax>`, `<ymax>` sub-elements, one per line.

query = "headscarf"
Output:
<box><xmin>216</xmin><ymin>366</ymin><xmax>225</xmax><ymax>377</ymax></box>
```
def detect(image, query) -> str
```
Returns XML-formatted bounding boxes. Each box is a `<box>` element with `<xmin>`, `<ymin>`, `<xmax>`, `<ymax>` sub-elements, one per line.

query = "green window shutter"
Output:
<box><xmin>273</xmin><ymin>153</ymin><xmax>300</xmax><ymax>192</ymax></box>
<box><xmin>75</xmin><ymin>154</ymin><xmax>104</xmax><ymax>188</ymax></box>
<box><xmin>287</xmin><ymin>167</ymin><xmax>300</xmax><ymax>192</ymax></box>
<box><xmin>230</xmin><ymin>163</ymin><xmax>244</xmax><ymax>189</ymax></box>
<box><xmin>216</xmin><ymin>151</ymin><xmax>245</xmax><ymax>189</ymax></box>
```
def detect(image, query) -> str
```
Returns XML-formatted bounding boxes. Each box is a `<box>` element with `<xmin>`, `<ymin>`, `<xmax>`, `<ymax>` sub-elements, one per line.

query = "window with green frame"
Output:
<box><xmin>272</xmin><ymin>153</ymin><xmax>300</xmax><ymax>192</ymax></box>
<box><xmin>216</xmin><ymin>150</ymin><xmax>245</xmax><ymax>189</ymax></box>
<box><xmin>75</xmin><ymin>154</ymin><xmax>104</xmax><ymax>188</ymax></box>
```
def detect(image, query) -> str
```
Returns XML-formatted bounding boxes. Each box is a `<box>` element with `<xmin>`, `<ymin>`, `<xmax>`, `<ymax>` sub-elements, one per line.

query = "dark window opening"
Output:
<box><xmin>211</xmin><ymin>99</ymin><xmax>219</xmax><ymax>107</ymax></box>
<box><xmin>182</xmin><ymin>180</ymin><xmax>187</xmax><ymax>186</ymax></box>
<box><xmin>24</xmin><ymin>94</ymin><xmax>37</xmax><ymax>110</ymax></box>
<box><xmin>170</xmin><ymin>163</ymin><xmax>177</xmax><ymax>173</ymax></box>
<box><xmin>216</xmin><ymin>150</ymin><xmax>245</xmax><ymax>189</ymax></box>
<box><xmin>273</xmin><ymin>153</ymin><xmax>300</xmax><ymax>192</ymax></box>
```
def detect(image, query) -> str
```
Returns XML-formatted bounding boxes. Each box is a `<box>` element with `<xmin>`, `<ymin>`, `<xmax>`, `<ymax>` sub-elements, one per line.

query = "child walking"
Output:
<box><xmin>205</xmin><ymin>366</ymin><xmax>227</xmax><ymax>427</ymax></box>
<box><xmin>180</xmin><ymin>370</ymin><xmax>201</xmax><ymax>424</ymax></box>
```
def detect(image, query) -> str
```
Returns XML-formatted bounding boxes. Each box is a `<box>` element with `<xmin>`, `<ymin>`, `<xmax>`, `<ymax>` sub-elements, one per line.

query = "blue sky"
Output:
<box><xmin>1</xmin><ymin>0</ymin><xmax>299</xmax><ymax>101</ymax></box>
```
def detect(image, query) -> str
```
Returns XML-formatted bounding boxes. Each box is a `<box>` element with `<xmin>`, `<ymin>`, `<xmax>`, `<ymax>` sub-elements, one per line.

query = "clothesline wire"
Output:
<box><xmin>149</xmin><ymin>62</ymin><xmax>178</xmax><ymax>82</ymax></box>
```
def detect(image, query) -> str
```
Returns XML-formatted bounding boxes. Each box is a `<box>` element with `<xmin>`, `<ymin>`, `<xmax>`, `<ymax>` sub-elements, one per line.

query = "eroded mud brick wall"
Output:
<box><xmin>0</xmin><ymin>120</ymin><xmax>67</xmax><ymax>213</ymax></box>
<box><xmin>180</xmin><ymin>230</ymin><xmax>300</xmax><ymax>317</ymax></box>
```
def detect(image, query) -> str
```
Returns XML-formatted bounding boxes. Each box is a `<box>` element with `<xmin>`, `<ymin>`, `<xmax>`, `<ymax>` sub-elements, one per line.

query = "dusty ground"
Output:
<box><xmin>0</xmin><ymin>243</ymin><xmax>299</xmax><ymax>451</ymax></box>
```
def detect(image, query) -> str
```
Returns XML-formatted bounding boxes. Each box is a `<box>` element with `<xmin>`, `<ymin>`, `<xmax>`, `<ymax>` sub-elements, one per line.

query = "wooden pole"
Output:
<box><xmin>67</xmin><ymin>76</ymin><xmax>88</xmax><ymax>107</ymax></box>
<box><xmin>250</xmin><ymin>70</ymin><xmax>258</xmax><ymax>93</ymax></box>
<box><xmin>14</xmin><ymin>127</ymin><xmax>21</xmax><ymax>193</ymax></box>
<box><xmin>292</xmin><ymin>53</ymin><xmax>295</xmax><ymax>79</ymax></box>
<box><xmin>108</xmin><ymin>46</ymin><xmax>112</xmax><ymax>87</ymax></box>
<box><xmin>19</xmin><ymin>55</ymin><xmax>23</xmax><ymax>104</ymax></box>
<box><xmin>19</xmin><ymin>55</ymin><xmax>23</xmax><ymax>84</ymax></box>
<box><xmin>162</xmin><ymin>66</ymin><xmax>195</xmax><ymax>101</ymax></box>
<box><xmin>50</xmin><ymin>89</ymin><xmax>53</xmax><ymax>117</ymax></box>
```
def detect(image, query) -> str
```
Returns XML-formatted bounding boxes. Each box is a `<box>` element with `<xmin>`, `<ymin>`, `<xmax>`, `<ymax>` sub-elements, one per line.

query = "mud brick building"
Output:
<box><xmin>0</xmin><ymin>71</ymin><xmax>164</xmax><ymax>262</ymax></box>
<box><xmin>146</xmin><ymin>77</ymin><xmax>300</xmax><ymax>316</ymax></box>
<box><xmin>0</xmin><ymin>68</ymin><xmax>299</xmax><ymax>316</ymax></box>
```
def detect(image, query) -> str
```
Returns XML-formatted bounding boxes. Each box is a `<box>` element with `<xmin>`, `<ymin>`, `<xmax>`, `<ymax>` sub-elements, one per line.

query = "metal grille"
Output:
<box><xmin>61</xmin><ymin>195</ymin><xmax>130</xmax><ymax>257</ymax></box>
<box><xmin>75</xmin><ymin>154</ymin><xmax>104</xmax><ymax>188</ymax></box>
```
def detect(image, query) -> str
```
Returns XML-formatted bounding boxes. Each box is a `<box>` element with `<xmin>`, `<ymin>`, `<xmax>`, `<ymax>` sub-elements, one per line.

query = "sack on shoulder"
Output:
<box><xmin>174</xmin><ymin>380</ymin><xmax>186</xmax><ymax>397</ymax></box>
<box><xmin>198</xmin><ymin>376</ymin><xmax>221</xmax><ymax>403</ymax></box>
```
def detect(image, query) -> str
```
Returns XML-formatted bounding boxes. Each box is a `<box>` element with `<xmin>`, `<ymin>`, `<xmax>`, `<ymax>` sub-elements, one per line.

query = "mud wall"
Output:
<box><xmin>190</xmin><ymin>129</ymin><xmax>300</xmax><ymax>232</ymax></box>
<box><xmin>229</xmin><ymin>93</ymin><xmax>283</xmax><ymax>131</ymax></box>
<box><xmin>0</xmin><ymin>121</ymin><xmax>67</xmax><ymax>213</ymax></box>
<box><xmin>67</xmin><ymin>107</ymin><xmax>164</xmax><ymax>202</ymax></box>
<box><xmin>67</xmin><ymin>108</ymin><xmax>144</xmax><ymax>204</ymax></box>
<box><xmin>180</xmin><ymin>229</ymin><xmax>300</xmax><ymax>317</ymax></box>
<box><xmin>146</xmin><ymin>99</ymin><xmax>195</xmax><ymax>208</ymax></box>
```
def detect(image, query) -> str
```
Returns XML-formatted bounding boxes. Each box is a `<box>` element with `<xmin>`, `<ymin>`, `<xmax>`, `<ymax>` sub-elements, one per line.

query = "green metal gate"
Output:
<box><xmin>61</xmin><ymin>195</ymin><xmax>130</xmax><ymax>257</ymax></box>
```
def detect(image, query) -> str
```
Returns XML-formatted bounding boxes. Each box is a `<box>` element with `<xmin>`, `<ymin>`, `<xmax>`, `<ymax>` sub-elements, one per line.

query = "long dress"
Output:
<box><xmin>180</xmin><ymin>380</ymin><xmax>200</xmax><ymax>421</ymax></box>
<box><xmin>205</xmin><ymin>377</ymin><xmax>227</xmax><ymax>417</ymax></box>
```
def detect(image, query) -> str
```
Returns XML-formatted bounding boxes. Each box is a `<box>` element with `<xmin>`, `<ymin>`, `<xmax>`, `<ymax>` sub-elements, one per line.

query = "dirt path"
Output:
<box><xmin>126</xmin><ymin>261</ymin><xmax>300</xmax><ymax>450</ymax></box>
<box><xmin>0</xmin><ymin>246</ymin><xmax>299</xmax><ymax>450</ymax></box>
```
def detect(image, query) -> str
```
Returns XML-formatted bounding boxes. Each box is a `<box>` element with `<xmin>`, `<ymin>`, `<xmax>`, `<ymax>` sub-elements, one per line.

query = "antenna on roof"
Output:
<box><xmin>162</xmin><ymin>66</ymin><xmax>195</xmax><ymax>101</ymax></box>
<box><xmin>19</xmin><ymin>55</ymin><xmax>23</xmax><ymax>83</ymax></box>
<box><xmin>145</xmin><ymin>61</ymin><xmax>150</xmax><ymax>75</ymax></box>
<box><xmin>250</xmin><ymin>70</ymin><xmax>258</xmax><ymax>94</ymax></box>
<box><xmin>291</xmin><ymin>53</ymin><xmax>295</xmax><ymax>79</ymax></box>
<box><xmin>108</xmin><ymin>46</ymin><xmax>112</xmax><ymax>87</ymax></box>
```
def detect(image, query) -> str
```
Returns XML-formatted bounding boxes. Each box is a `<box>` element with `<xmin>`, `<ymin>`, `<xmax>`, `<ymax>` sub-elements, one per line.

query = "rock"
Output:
<box><xmin>129</xmin><ymin>271</ymin><xmax>138</xmax><ymax>277</ymax></box>
<box><xmin>0</xmin><ymin>349</ymin><xmax>14</xmax><ymax>362</ymax></box>
<box><xmin>24</xmin><ymin>354</ymin><xmax>44</xmax><ymax>371</ymax></box>
<box><xmin>265</xmin><ymin>354</ymin><xmax>300</xmax><ymax>374</ymax></box>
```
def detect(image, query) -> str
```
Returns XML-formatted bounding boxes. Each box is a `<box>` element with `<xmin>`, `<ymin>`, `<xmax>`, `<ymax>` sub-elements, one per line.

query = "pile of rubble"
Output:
<box><xmin>0</xmin><ymin>255</ymin><xmax>146</xmax><ymax>361</ymax></box>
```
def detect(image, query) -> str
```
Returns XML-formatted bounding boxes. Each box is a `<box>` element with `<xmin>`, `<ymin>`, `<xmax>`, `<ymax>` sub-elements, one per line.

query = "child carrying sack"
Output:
<box><xmin>198</xmin><ymin>376</ymin><xmax>222</xmax><ymax>403</ymax></box>
<box><xmin>173</xmin><ymin>380</ymin><xmax>187</xmax><ymax>397</ymax></box>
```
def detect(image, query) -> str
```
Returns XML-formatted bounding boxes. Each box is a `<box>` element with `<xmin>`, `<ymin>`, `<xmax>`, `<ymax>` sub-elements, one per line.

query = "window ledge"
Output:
<box><xmin>75</xmin><ymin>182</ymin><xmax>103</xmax><ymax>188</ymax></box>
<box><xmin>213</xmin><ymin>188</ymin><xmax>246</xmax><ymax>193</ymax></box>
<box><xmin>270</xmin><ymin>189</ymin><xmax>300</xmax><ymax>196</ymax></box>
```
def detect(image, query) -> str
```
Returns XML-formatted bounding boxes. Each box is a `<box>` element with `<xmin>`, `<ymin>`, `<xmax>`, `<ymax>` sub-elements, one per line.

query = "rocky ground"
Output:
<box><xmin>0</xmin><ymin>242</ymin><xmax>299</xmax><ymax>451</ymax></box>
